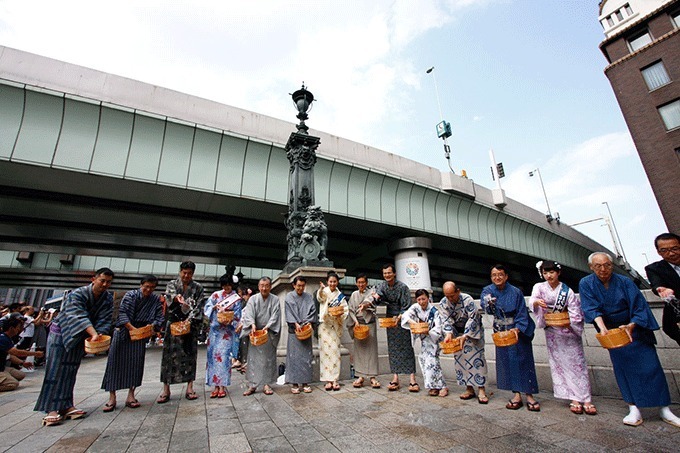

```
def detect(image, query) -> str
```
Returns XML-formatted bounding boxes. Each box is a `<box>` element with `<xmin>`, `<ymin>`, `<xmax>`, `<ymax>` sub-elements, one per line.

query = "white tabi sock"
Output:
<box><xmin>660</xmin><ymin>406</ymin><xmax>680</xmax><ymax>428</ymax></box>
<box><xmin>623</xmin><ymin>405</ymin><xmax>642</xmax><ymax>426</ymax></box>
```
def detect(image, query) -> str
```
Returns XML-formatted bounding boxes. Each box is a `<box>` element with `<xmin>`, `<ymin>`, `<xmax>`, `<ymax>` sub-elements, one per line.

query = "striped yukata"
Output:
<box><xmin>160</xmin><ymin>279</ymin><xmax>204</xmax><ymax>384</ymax></box>
<box><xmin>34</xmin><ymin>284</ymin><xmax>113</xmax><ymax>413</ymax></box>
<box><xmin>101</xmin><ymin>289</ymin><xmax>164</xmax><ymax>392</ymax></box>
<box><xmin>376</xmin><ymin>280</ymin><xmax>416</xmax><ymax>374</ymax></box>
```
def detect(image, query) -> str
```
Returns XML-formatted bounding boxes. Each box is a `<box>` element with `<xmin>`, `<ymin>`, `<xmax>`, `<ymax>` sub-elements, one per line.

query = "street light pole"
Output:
<box><xmin>426</xmin><ymin>66</ymin><xmax>455</xmax><ymax>174</ymax></box>
<box><xmin>602</xmin><ymin>201</ymin><xmax>627</xmax><ymax>264</ymax></box>
<box><xmin>528</xmin><ymin>168</ymin><xmax>555</xmax><ymax>222</ymax></box>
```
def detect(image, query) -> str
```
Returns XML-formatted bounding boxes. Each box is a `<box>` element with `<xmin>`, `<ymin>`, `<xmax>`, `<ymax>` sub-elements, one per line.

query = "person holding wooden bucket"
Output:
<box><xmin>317</xmin><ymin>271</ymin><xmax>348</xmax><ymax>391</ymax></box>
<box><xmin>346</xmin><ymin>273</ymin><xmax>380</xmax><ymax>389</ymax></box>
<box><xmin>241</xmin><ymin>277</ymin><xmax>280</xmax><ymax>396</ymax></box>
<box><xmin>580</xmin><ymin>252</ymin><xmax>680</xmax><ymax>428</ymax></box>
<box><xmin>436</xmin><ymin>281</ymin><xmax>487</xmax><ymax>403</ymax></box>
<box><xmin>101</xmin><ymin>275</ymin><xmax>164</xmax><ymax>412</ymax></box>
<box><xmin>481</xmin><ymin>264</ymin><xmax>540</xmax><ymax>411</ymax></box>
<box><xmin>530</xmin><ymin>261</ymin><xmax>596</xmax><ymax>416</ymax></box>
<box><xmin>204</xmin><ymin>273</ymin><xmax>242</xmax><ymax>399</ymax></box>
<box><xmin>402</xmin><ymin>289</ymin><xmax>447</xmax><ymax>397</ymax></box>
<box><xmin>284</xmin><ymin>276</ymin><xmax>317</xmax><ymax>394</ymax></box>
<box><xmin>34</xmin><ymin>267</ymin><xmax>114</xmax><ymax>426</ymax></box>
<box><xmin>158</xmin><ymin>261</ymin><xmax>205</xmax><ymax>403</ymax></box>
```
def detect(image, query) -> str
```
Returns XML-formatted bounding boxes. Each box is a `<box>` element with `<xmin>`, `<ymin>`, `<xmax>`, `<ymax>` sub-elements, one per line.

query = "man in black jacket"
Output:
<box><xmin>645</xmin><ymin>233</ymin><xmax>680</xmax><ymax>346</ymax></box>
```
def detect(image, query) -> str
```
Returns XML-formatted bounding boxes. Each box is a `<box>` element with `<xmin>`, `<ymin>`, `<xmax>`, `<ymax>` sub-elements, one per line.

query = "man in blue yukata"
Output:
<box><xmin>579</xmin><ymin>252</ymin><xmax>680</xmax><ymax>428</ymax></box>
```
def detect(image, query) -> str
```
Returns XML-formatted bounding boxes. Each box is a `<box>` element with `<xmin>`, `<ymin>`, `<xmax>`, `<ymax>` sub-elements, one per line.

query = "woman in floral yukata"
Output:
<box><xmin>401</xmin><ymin>289</ymin><xmax>447</xmax><ymax>397</ymax></box>
<box><xmin>204</xmin><ymin>273</ymin><xmax>242</xmax><ymax>399</ymax></box>
<box><xmin>530</xmin><ymin>260</ymin><xmax>597</xmax><ymax>415</ymax></box>
<box><xmin>316</xmin><ymin>271</ymin><xmax>348</xmax><ymax>391</ymax></box>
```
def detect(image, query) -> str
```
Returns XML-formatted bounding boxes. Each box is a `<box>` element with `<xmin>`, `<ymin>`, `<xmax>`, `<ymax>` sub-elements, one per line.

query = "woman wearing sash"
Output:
<box><xmin>530</xmin><ymin>261</ymin><xmax>597</xmax><ymax>415</ymax></box>
<box><xmin>401</xmin><ymin>289</ymin><xmax>447</xmax><ymax>396</ymax></box>
<box><xmin>316</xmin><ymin>271</ymin><xmax>348</xmax><ymax>391</ymax></box>
<box><xmin>204</xmin><ymin>274</ymin><xmax>242</xmax><ymax>399</ymax></box>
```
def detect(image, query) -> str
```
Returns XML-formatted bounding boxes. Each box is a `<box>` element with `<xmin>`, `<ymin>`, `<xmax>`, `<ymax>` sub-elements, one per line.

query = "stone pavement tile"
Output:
<box><xmin>553</xmin><ymin>437</ymin><xmax>617</xmax><ymax>453</ymax></box>
<box><xmin>293</xmin><ymin>439</ymin><xmax>342</xmax><ymax>453</ymax></box>
<box><xmin>167</xmin><ymin>428</ymin><xmax>210</xmax><ymax>453</ymax></box>
<box><xmin>547</xmin><ymin>417</ymin><xmax>639</xmax><ymax>450</ymax></box>
<box><xmin>237</xmin><ymin>408</ymin><xmax>271</xmax><ymax>424</ymax></box>
<box><xmin>0</xmin><ymin>426</ymin><xmax>34</xmax><ymax>451</ymax></box>
<box><xmin>392</xmin><ymin>423</ymin><xmax>455</xmax><ymax>450</ymax></box>
<box><xmin>279</xmin><ymin>423</ymin><xmax>325</xmax><ymax>445</ymax></box>
<box><xmin>208</xmin><ymin>417</ymin><xmax>244</xmax><ymax>436</ymax></box>
<box><xmin>269</xmin><ymin>411</ymin><xmax>308</xmax><ymax>428</ymax></box>
<box><xmin>172</xmin><ymin>415</ymin><xmax>208</xmax><ymax>433</ymax></box>
<box><xmin>43</xmin><ymin>432</ymin><xmax>98</xmax><ymax>453</ymax></box>
<box><xmin>249</xmin><ymin>435</ymin><xmax>295</xmax><ymax>452</ymax></box>
<box><xmin>207</xmin><ymin>404</ymin><xmax>238</xmax><ymax>419</ymax></box>
<box><xmin>209</xmin><ymin>432</ymin><xmax>251</xmax><ymax>453</ymax></box>
<box><xmin>310</xmin><ymin>416</ymin><xmax>360</xmax><ymax>439</ymax></box>
<box><xmin>495</xmin><ymin>431</ymin><xmax>556</xmax><ymax>452</ymax></box>
<box><xmin>242</xmin><ymin>420</ymin><xmax>283</xmax><ymax>441</ymax></box>
<box><xmin>359</xmin><ymin>428</ymin><xmax>402</xmax><ymax>446</ymax></box>
<box><xmin>442</xmin><ymin>428</ymin><xmax>513</xmax><ymax>452</ymax></box>
<box><xmin>325</xmin><ymin>433</ymin><xmax>374</xmax><ymax>453</ymax></box>
<box><xmin>407</xmin><ymin>410</ymin><xmax>464</xmax><ymax>433</ymax></box>
<box><xmin>85</xmin><ymin>428</ymin><xmax>138</xmax><ymax>452</ymax></box>
<box><xmin>362</xmin><ymin>409</ymin><xmax>412</xmax><ymax>427</ymax></box>
<box><xmin>374</xmin><ymin>438</ymin><xmax>430</xmax><ymax>453</ymax></box>
<box><xmin>442</xmin><ymin>414</ymin><xmax>514</xmax><ymax>439</ymax></box>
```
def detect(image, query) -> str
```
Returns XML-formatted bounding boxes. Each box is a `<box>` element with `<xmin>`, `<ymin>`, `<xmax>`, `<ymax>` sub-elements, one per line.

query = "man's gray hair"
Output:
<box><xmin>587</xmin><ymin>252</ymin><xmax>613</xmax><ymax>265</ymax></box>
<box><xmin>259</xmin><ymin>276</ymin><xmax>272</xmax><ymax>284</ymax></box>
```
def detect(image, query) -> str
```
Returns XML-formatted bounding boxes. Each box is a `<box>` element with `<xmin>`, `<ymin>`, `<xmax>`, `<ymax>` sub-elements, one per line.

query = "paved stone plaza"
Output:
<box><xmin>1</xmin><ymin>346</ymin><xmax>679</xmax><ymax>453</ymax></box>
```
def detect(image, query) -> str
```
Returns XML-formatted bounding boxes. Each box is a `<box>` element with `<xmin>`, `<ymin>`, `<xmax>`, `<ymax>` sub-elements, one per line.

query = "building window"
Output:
<box><xmin>658</xmin><ymin>100</ymin><xmax>680</xmax><ymax>131</ymax></box>
<box><xmin>641</xmin><ymin>61</ymin><xmax>671</xmax><ymax>91</ymax></box>
<box><xmin>672</xmin><ymin>11</ymin><xmax>680</xmax><ymax>28</ymax></box>
<box><xmin>607</xmin><ymin>16</ymin><xmax>615</xmax><ymax>27</ymax></box>
<box><xmin>615</xmin><ymin>10</ymin><xmax>624</xmax><ymax>21</ymax></box>
<box><xmin>624</xmin><ymin>4</ymin><xmax>633</xmax><ymax>16</ymax></box>
<box><xmin>628</xmin><ymin>31</ymin><xmax>652</xmax><ymax>52</ymax></box>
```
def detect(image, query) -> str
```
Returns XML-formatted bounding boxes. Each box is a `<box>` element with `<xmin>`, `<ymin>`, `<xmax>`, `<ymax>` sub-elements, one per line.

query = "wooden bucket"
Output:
<box><xmin>295</xmin><ymin>324</ymin><xmax>313</xmax><ymax>341</ymax></box>
<box><xmin>250</xmin><ymin>329</ymin><xmax>269</xmax><ymax>346</ymax></box>
<box><xmin>353</xmin><ymin>324</ymin><xmax>370</xmax><ymax>340</ymax></box>
<box><xmin>596</xmin><ymin>327</ymin><xmax>631</xmax><ymax>349</ymax></box>
<box><xmin>492</xmin><ymin>330</ymin><xmax>518</xmax><ymax>347</ymax></box>
<box><xmin>217</xmin><ymin>311</ymin><xmax>234</xmax><ymax>325</ymax></box>
<box><xmin>328</xmin><ymin>305</ymin><xmax>345</xmax><ymax>317</ymax></box>
<box><xmin>84</xmin><ymin>335</ymin><xmax>111</xmax><ymax>354</ymax></box>
<box><xmin>439</xmin><ymin>336</ymin><xmax>464</xmax><ymax>354</ymax></box>
<box><xmin>129</xmin><ymin>325</ymin><xmax>153</xmax><ymax>341</ymax></box>
<box><xmin>410</xmin><ymin>322</ymin><xmax>429</xmax><ymax>335</ymax></box>
<box><xmin>544</xmin><ymin>311</ymin><xmax>571</xmax><ymax>328</ymax></box>
<box><xmin>379</xmin><ymin>317</ymin><xmax>398</xmax><ymax>328</ymax></box>
<box><xmin>170</xmin><ymin>320</ymin><xmax>191</xmax><ymax>336</ymax></box>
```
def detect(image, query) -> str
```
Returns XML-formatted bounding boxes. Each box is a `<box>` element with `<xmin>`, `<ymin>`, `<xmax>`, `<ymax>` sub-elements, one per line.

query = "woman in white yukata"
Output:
<box><xmin>530</xmin><ymin>260</ymin><xmax>597</xmax><ymax>415</ymax></box>
<box><xmin>401</xmin><ymin>289</ymin><xmax>447</xmax><ymax>396</ymax></box>
<box><xmin>317</xmin><ymin>271</ymin><xmax>348</xmax><ymax>391</ymax></box>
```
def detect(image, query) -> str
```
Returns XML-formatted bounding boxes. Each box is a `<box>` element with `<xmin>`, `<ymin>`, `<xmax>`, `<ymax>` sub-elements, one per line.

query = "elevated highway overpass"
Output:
<box><xmin>0</xmin><ymin>46</ymin><xmax>641</xmax><ymax>296</ymax></box>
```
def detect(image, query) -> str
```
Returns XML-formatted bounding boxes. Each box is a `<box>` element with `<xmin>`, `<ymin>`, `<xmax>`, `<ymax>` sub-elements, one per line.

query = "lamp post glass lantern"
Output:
<box><xmin>291</xmin><ymin>83</ymin><xmax>314</xmax><ymax>133</ymax></box>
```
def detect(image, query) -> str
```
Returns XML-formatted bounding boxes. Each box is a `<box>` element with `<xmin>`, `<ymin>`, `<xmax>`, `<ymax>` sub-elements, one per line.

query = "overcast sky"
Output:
<box><xmin>0</xmin><ymin>0</ymin><xmax>667</xmax><ymax>278</ymax></box>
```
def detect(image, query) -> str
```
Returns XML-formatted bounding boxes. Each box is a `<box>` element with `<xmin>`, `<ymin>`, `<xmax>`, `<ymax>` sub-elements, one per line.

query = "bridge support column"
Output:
<box><xmin>388</xmin><ymin>237</ymin><xmax>433</xmax><ymax>291</ymax></box>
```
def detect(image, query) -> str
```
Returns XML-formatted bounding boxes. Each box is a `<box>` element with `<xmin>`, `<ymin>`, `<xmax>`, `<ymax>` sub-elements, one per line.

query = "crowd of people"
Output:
<box><xmin>2</xmin><ymin>233</ymin><xmax>680</xmax><ymax>430</ymax></box>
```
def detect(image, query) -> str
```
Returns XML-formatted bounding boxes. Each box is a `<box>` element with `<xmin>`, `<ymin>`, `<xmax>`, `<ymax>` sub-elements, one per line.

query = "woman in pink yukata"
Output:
<box><xmin>530</xmin><ymin>260</ymin><xmax>597</xmax><ymax>415</ymax></box>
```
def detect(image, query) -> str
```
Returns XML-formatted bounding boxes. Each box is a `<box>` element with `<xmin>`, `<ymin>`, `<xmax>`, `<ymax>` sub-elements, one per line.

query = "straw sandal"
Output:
<box><xmin>370</xmin><ymin>378</ymin><xmax>381</xmax><ymax>389</ymax></box>
<box><xmin>263</xmin><ymin>385</ymin><xmax>274</xmax><ymax>395</ymax></box>
<box><xmin>353</xmin><ymin>377</ymin><xmax>364</xmax><ymax>388</ymax></box>
<box><xmin>156</xmin><ymin>394</ymin><xmax>170</xmax><ymax>404</ymax></box>
<box><xmin>185</xmin><ymin>391</ymin><xmax>198</xmax><ymax>400</ymax></box>
<box><xmin>125</xmin><ymin>400</ymin><xmax>141</xmax><ymax>408</ymax></box>
<box><xmin>325</xmin><ymin>382</ymin><xmax>333</xmax><ymax>391</ymax></box>
<box><xmin>217</xmin><ymin>390</ymin><xmax>227</xmax><ymax>398</ymax></box>
<box><xmin>302</xmin><ymin>385</ymin><xmax>313</xmax><ymax>393</ymax></box>
<box><xmin>42</xmin><ymin>414</ymin><xmax>63</xmax><ymax>426</ymax></box>
<box><xmin>103</xmin><ymin>403</ymin><xmax>116</xmax><ymax>413</ymax></box>
<box><xmin>210</xmin><ymin>389</ymin><xmax>220</xmax><ymax>399</ymax></box>
<box><xmin>243</xmin><ymin>387</ymin><xmax>256</xmax><ymax>396</ymax></box>
<box><xmin>506</xmin><ymin>399</ymin><xmax>523</xmax><ymax>410</ymax></box>
<box><xmin>583</xmin><ymin>403</ymin><xmax>598</xmax><ymax>415</ymax></box>
<box><xmin>477</xmin><ymin>394</ymin><xmax>489</xmax><ymax>404</ymax></box>
<box><xmin>408</xmin><ymin>382</ymin><xmax>420</xmax><ymax>393</ymax></box>
<box><xmin>439</xmin><ymin>388</ymin><xmax>449</xmax><ymax>397</ymax></box>
<box><xmin>459</xmin><ymin>391</ymin><xmax>475</xmax><ymax>400</ymax></box>
<box><xmin>63</xmin><ymin>409</ymin><xmax>87</xmax><ymax>420</ymax></box>
<box><xmin>527</xmin><ymin>401</ymin><xmax>541</xmax><ymax>412</ymax></box>
<box><xmin>291</xmin><ymin>386</ymin><xmax>301</xmax><ymax>394</ymax></box>
<box><xmin>387</xmin><ymin>381</ymin><xmax>400</xmax><ymax>391</ymax></box>
<box><xmin>428</xmin><ymin>389</ymin><xmax>440</xmax><ymax>397</ymax></box>
<box><xmin>570</xmin><ymin>403</ymin><xmax>584</xmax><ymax>415</ymax></box>
<box><xmin>332</xmin><ymin>382</ymin><xmax>341</xmax><ymax>391</ymax></box>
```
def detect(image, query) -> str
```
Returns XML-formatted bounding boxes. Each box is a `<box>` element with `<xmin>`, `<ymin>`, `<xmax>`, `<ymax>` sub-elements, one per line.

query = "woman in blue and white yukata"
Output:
<box><xmin>401</xmin><ymin>289</ymin><xmax>447</xmax><ymax>397</ymax></box>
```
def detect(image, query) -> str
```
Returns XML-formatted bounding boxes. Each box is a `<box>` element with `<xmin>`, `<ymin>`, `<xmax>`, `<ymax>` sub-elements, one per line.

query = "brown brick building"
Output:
<box><xmin>599</xmin><ymin>0</ymin><xmax>680</xmax><ymax>233</ymax></box>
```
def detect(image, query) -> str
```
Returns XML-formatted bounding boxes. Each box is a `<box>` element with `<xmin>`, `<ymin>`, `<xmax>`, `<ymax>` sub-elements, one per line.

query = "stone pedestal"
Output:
<box><xmin>271</xmin><ymin>266</ymin><xmax>352</xmax><ymax>381</ymax></box>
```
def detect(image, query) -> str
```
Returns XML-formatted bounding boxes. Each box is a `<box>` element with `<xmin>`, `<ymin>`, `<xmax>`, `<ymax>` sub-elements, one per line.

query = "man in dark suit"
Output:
<box><xmin>645</xmin><ymin>233</ymin><xmax>680</xmax><ymax>346</ymax></box>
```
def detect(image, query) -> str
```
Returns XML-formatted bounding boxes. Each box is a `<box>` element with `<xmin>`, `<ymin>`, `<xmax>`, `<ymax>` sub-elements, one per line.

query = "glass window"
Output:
<box><xmin>616</xmin><ymin>10</ymin><xmax>624</xmax><ymax>21</ymax></box>
<box><xmin>672</xmin><ymin>11</ymin><xmax>680</xmax><ymax>28</ymax></box>
<box><xmin>658</xmin><ymin>100</ymin><xmax>680</xmax><ymax>131</ymax></box>
<box><xmin>628</xmin><ymin>31</ymin><xmax>652</xmax><ymax>51</ymax></box>
<box><xmin>624</xmin><ymin>4</ymin><xmax>633</xmax><ymax>16</ymax></box>
<box><xmin>607</xmin><ymin>16</ymin><xmax>614</xmax><ymax>26</ymax></box>
<box><xmin>641</xmin><ymin>61</ymin><xmax>671</xmax><ymax>91</ymax></box>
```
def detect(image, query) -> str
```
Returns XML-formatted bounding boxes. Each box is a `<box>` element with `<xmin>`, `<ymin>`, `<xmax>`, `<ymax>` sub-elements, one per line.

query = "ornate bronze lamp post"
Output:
<box><xmin>283</xmin><ymin>84</ymin><xmax>332</xmax><ymax>273</ymax></box>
